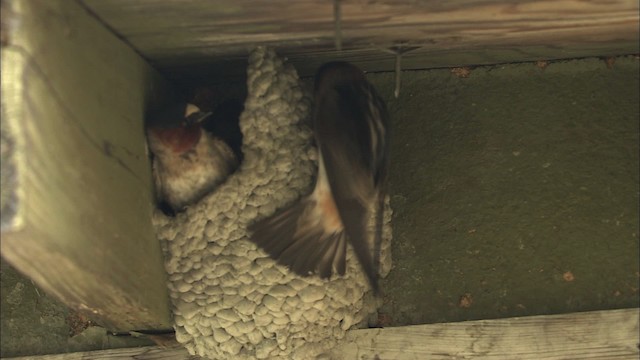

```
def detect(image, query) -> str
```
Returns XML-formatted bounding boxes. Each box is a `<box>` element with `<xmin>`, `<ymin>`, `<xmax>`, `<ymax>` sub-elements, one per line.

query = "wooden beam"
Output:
<box><xmin>5</xmin><ymin>309</ymin><xmax>638</xmax><ymax>359</ymax></box>
<box><xmin>0</xmin><ymin>0</ymin><xmax>172</xmax><ymax>330</ymax></box>
<box><xmin>151</xmin><ymin>44</ymin><xmax>640</xmax><ymax>85</ymax></box>
<box><xmin>80</xmin><ymin>0</ymin><xmax>640</xmax><ymax>83</ymax></box>
<box><xmin>332</xmin><ymin>308</ymin><xmax>640</xmax><ymax>359</ymax></box>
<box><xmin>4</xmin><ymin>346</ymin><xmax>194</xmax><ymax>360</ymax></box>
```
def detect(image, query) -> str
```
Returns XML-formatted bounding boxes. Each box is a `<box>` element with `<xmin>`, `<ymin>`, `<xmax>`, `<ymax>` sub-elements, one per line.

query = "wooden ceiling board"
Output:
<box><xmin>80</xmin><ymin>0</ymin><xmax>640</xmax><ymax>84</ymax></box>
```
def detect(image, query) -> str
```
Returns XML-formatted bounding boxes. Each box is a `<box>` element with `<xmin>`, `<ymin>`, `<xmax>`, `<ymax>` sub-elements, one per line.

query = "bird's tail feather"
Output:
<box><xmin>372</xmin><ymin>191</ymin><xmax>385</xmax><ymax>281</ymax></box>
<box><xmin>338</xmin><ymin>198</ymin><xmax>380</xmax><ymax>294</ymax></box>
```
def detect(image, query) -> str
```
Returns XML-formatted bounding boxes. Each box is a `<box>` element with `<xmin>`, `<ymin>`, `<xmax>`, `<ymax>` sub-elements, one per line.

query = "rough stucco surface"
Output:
<box><xmin>0</xmin><ymin>260</ymin><xmax>154</xmax><ymax>357</ymax></box>
<box><xmin>153</xmin><ymin>47</ymin><xmax>393</xmax><ymax>359</ymax></box>
<box><xmin>376</xmin><ymin>56</ymin><xmax>640</xmax><ymax>325</ymax></box>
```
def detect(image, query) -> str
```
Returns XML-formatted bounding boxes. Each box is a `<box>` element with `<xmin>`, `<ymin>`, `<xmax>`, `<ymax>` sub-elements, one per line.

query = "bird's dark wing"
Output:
<box><xmin>248</xmin><ymin>196</ymin><xmax>347</xmax><ymax>279</ymax></box>
<box><xmin>314</xmin><ymin>79</ymin><xmax>389</xmax><ymax>292</ymax></box>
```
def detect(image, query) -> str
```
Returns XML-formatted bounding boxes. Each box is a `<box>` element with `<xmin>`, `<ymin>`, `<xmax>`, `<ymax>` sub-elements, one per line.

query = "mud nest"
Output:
<box><xmin>152</xmin><ymin>47</ymin><xmax>393</xmax><ymax>359</ymax></box>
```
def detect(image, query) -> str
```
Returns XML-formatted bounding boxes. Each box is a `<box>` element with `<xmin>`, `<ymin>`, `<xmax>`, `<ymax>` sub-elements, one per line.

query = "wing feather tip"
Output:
<box><xmin>248</xmin><ymin>199</ymin><xmax>347</xmax><ymax>280</ymax></box>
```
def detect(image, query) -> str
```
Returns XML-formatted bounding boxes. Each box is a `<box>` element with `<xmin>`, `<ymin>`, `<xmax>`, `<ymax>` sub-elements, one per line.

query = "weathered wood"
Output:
<box><xmin>4</xmin><ymin>346</ymin><xmax>197</xmax><ymax>360</ymax></box>
<box><xmin>151</xmin><ymin>45</ymin><xmax>640</xmax><ymax>86</ymax></box>
<box><xmin>81</xmin><ymin>0</ymin><xmax>640</xmax><ymax>83</ymax></box>
<box><xmin>332</xmin><ymin>308</ymin><xmax>640</xmax><ymax>359</ymax></box>
<box><xmin>0</xmin><ymin>0</ymin><xmax>172</xmax><ymax>330</ymax></box>
<box><xmin>5</xmin><ymin>309</ymin><xmax>638</xmax><ymax>359</ymax></box>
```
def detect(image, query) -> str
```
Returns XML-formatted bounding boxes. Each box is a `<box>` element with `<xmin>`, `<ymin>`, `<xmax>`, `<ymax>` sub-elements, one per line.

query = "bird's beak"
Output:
<box><xmin>185</xmin><ymin>111</ymin><xmax>212</xmax><ymax>125</ymax></box>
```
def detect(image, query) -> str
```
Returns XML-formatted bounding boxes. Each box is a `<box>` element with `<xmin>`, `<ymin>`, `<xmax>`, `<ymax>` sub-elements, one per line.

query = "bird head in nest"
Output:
<box><xmin>147</xmin><ymin>103</ymin><xmax>212</xmax><ymax>155</ymax></box>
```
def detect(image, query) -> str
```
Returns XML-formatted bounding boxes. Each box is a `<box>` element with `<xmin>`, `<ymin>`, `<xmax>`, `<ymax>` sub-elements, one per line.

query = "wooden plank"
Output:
<box><xmin>5</xmin><ymin>309</ymin><xmax>638</xmax><ymax>359</ymax></box>
<box><xmin>152</xmin><ymin>44</ymin><xmax>640</xmax><ymax>85</ymax></box>
<box><xmin>80</xmin><ymin>0</ymin><xmax>640</xmax><ymax>83</ymax></box>
<box><xmin>331</xmin><ymin>308</ymin><xmax>640</xmax><ymax>359</ymax></box>
<box><xmin>0</xmin><ymin>0</ymin><xmax>172</xmax><ymax>330</ymax></box>
<box><xmin>4</xmin><ymin>346</ymin><xmax>197</xmax><ymax>360</ymax></box>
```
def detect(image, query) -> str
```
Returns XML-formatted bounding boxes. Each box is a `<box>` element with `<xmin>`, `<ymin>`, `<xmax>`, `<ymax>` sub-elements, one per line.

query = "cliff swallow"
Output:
<box><xmin>147</xmin><ymin>103</ymin><xmax>239</xmax><ymax>213</ymax></box>
<box><xmin>249</xmin><ymin>62</ymin><xmax>390</xmax><ymax>292</ymax></box>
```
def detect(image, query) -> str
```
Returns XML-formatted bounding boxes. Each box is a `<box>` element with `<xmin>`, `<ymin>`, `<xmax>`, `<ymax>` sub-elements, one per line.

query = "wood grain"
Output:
<box><xmin>5</xmin><ymin>346</ymin><xmax>197</xmax><ymax>360</ymax></box>
<box><xmin>0</xmin><ymin>0</ymin><xmax>172</xmax><ymax>330</ymax></box>
<box><xmin>332</xmin><ymin>308</ymin><xmax>640</xmax><ymax>359</ymax></box>
<box><xmin>80</xmin><ymin>0</ymin><xmax>640</xmax><ymax>83</ymax></box>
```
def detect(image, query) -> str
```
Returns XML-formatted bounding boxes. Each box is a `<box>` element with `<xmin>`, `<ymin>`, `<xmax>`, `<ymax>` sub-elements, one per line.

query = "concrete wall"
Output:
<box><xmin>375</xmin><ymin>56</ymin><xmax>639</xmax><ymax>325</ymax></box>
